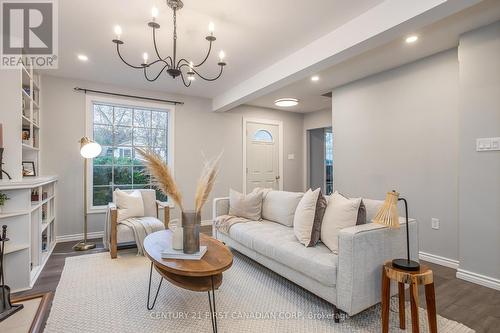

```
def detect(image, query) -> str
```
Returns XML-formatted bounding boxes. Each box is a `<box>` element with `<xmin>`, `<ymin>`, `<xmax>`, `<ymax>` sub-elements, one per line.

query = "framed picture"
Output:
<box><xmin>22</xmin><ymin>161</ymin><xmax>36</xmax><ymax>177</ymax></box>
<box><xmin>22</xmin><ymin>127</ymin><xmax>30</xmax><ymax>141</ymax></box>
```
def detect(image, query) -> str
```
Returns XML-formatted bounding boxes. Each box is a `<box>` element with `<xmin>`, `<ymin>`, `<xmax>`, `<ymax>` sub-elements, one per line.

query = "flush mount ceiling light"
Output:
<box><xmin>112</xmin><ymin>0</ymin><xmax>227</xmax><ymax>87</ymax></box>
<box><xmin>405</xmin><ymin>35</ymin><xmax>418</xmax><ymax>44</ymax></box>
<box><xmin>311</xmin><ymin>75</ymin><xmax>319</xmax><ymax>82</ymax></box>
<box><xmin>274</xmin><ymin>98</ymin><xmax>299</xmax><ymax>107</ymax></box>
<box><xmin>77</xmin><ymin>54</ymin><xmax>88</xmax><ymax>61</ymax></box>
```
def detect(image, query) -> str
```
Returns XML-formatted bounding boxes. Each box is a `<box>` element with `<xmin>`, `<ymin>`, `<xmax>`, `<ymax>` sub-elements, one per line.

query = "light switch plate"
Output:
<box><xmin>476</xmin><ymin>137</ymin><xmax>500</xmax><ymax>151</ymax></box>
<box><xmin>287</xmin><ymin>154</ymin><xmax>295</xmax><ymax>160</ymax></box>
<box><xmin>431</xmin><ymin>218</ymin><xmax>440</xmax><ymax>230</ymax></box>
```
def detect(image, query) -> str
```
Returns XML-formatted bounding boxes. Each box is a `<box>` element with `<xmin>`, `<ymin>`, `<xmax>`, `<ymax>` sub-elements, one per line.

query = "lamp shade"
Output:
<box><xmin>372</xmin><ymin>191</ymin><xmax>400</xmax><ymax>229</ymax></box>
<box><xmin>80</xmin><ymin>137</ymin><xmax>102</xmax><ymax>159</ymax></box>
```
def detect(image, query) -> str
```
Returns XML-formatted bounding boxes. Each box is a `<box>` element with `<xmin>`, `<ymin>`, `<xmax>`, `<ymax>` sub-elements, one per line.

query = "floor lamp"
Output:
<box><xmin>73</xmin><ymin>137</ymin><xmax>102</xmax><ymax>251</ymax></box>
<box><xmin>372</xmin><ymin>190</ymin><xmax>420</xmax><ymax>271</ymax></box>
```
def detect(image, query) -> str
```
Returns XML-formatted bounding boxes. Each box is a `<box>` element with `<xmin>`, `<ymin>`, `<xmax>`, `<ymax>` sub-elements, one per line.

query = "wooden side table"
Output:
<box><xmin>381</xmin><ymin>261</ymin><xmax>437</xmax><ymax>333</ymax></box>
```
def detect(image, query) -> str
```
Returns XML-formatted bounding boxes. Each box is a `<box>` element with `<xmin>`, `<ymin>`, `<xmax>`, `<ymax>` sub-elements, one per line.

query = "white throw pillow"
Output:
<box><xmin>364</xmin><ymin>198</ymin><xmax>385</xmax><ymax>223</ymax></box>
<box><xmin>262</xmin><ymin>190</ymin><xmax>304</xmax><ymax>226</ymax></box>
<box><xmin>320</xmin><ymin>191</ymin><xmax>361</xmax><ymax>253</ymax></box>
<box><xmin>115</xmin><ymin>189</ymin><xmax>145</xmax><ymax>222</ymax></box>
<box><xmin>293</xmin><ymin>188</ymin><xmax>320</xmax><ymax>246</ymax></box>
<box><xmin>228</xmin><ymin>189</ymin><xmax>263</xmax><ymax>221</ymax></box>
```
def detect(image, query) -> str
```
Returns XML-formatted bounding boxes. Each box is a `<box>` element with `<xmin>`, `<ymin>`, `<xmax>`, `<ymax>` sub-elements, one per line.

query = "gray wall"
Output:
<box><xmin>308</xmin><ymin>128</ymin><xmax>325</xmax><ymax>191</ymax></box>
<box><xmin>332</xmin><ymin>49</ymin><xmax>460</xmax><ymax>262</ymax></box>
<box><xmin>40</xmin><ymin>76</ymin><xmax>304</xmax><ymax>238</ymax></box>
<box><xmin>457</xmin><ymin>22</ymin><xmax>500</xmax><ymax>280</ymax></box>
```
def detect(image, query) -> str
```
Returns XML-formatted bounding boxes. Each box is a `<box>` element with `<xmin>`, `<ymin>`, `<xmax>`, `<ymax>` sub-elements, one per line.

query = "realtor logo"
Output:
<box><xmin>1</xmin><ymin>0</ymin><xmax>58</xmax><ymax>69</ymax></box>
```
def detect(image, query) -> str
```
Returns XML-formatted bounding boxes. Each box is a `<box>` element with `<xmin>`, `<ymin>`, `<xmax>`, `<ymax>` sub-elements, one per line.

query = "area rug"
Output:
<box><xmin>45</xmin><ymin>251</ymin><xmax>474</xmax><ymax>333</ymax></box>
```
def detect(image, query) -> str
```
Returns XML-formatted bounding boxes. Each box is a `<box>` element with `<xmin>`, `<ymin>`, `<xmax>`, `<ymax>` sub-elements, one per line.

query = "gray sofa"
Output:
<box><xmin>212</xmin><ymin>191</ymin><xmax>418</xmax><ymax>318</ymax></box>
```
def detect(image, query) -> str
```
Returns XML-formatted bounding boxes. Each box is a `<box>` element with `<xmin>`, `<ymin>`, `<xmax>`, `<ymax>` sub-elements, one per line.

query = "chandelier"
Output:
<box><xmin>112</xmin><ymin>0</ymin><xmax>227</xmax><ymax>87</ymax></box>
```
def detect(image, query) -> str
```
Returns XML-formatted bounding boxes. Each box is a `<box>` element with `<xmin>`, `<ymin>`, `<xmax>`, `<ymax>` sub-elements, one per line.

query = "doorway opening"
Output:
<box><xmin>307</xmin><ymin>127</ymin><xmax>333</xmax><ymax>195</ymax></box>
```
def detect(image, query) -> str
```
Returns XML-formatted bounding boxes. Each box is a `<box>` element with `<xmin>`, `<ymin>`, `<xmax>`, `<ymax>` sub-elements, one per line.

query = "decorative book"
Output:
<box><xmin>161</xmin><ymin>246</ymin><xmax>207</xmax><ymax>260</ymax></box>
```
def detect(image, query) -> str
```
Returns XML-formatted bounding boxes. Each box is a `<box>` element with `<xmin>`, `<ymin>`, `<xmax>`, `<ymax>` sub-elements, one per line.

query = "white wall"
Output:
<box><xmin>457</xmin><ymin>22</ymin><xmax>500</xmax><ymax>283</ymax></box>
<box><xmin>40</xmin><ymin>76</ymin><xmax>304</xmax><ymax>238</ymax></box>
<box><xmin>0</xmin><ymin>70</ymin><xmax>22</xmax><ymax>180</ymax></box>
<box><xmin>332</xmin><ymin>49</ymin><xmax>460</xmax><ymax>262</ymax></box>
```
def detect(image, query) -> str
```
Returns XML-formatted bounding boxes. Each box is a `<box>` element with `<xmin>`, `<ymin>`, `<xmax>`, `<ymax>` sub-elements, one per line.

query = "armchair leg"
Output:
<box><xmin>110</xmin><ymin>206</ymin><xmax>118</xmax><ymax>259</ymax></box>
<box><xmin>110</xmin><ymin>239</ymin><xmax>117</xmax><ymax>259</ymax></box>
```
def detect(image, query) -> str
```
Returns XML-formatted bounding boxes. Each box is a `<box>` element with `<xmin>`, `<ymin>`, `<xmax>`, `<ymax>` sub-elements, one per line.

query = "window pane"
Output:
<box><xmin>154</xmin><ymin>187</ymin><xmax>168</xmax><ymax>202</ymax></box>
<box><xmin>152</xmin><ymin>148</ymin><xmax>167</xmax><ymax>162</ymax></box>
<box><xmin>93</xmin><ymin>104</ymin><xmax>113</xmax><ymax>125</ymax></box>
<box><xmin>133</xmin><ymin>128</ymin><xmax>150</xmax><ymax>146</ymax></box>
<box><xmin>114</xmin><ymin>166</ymin><xmax>132</xmax><ymax>184</ymax></box>
<box><xmin>253</xmin><ymin>130</ymin><xmax>273</xmax><ymax>142</ymax></box>
<box><xmin>134</xmin><ymin>109</ymin><xmax>151</xmax><ymax>127</ymax></box>
<box><xmin>152</xmin><ymin>111</ymin><xmax>167</xmax><ymax>129</ymax></box>
<box><xmin>114</xmin><ymin>185</ymin><xmax>133</xmax><ymax>191</ymax></box>
<box><xmin>93</xmin><ymin>166</ymin><xmax>112</xmax><ymax>185</ymax></box>
<box><xmin>94</xmin><ymin>146</ymin><xmax>113</xmax><ymax>165</ymax></box>
<box><xmin>94</xmin><ymin>125</ymin><xmax>113</xmax><ymax>145</ymax></box>
<box><xmin>132</xmin><ymin>149</ymin><xmax>146</xmax><ymax>165</ymax></box>
<box><xmin>93</xmin><ymin>186</ymin><xmax>112</xmax><ymax>206</ymax></box>
<box><xmin>133</xmin><ymin>184</ymin><xmax>150</xmax><ymax>190</ymax></box>
<box><xmin>115</xmin><ymin>126</ymin><xmax>132</xmax><ymax>146</ymax></box>
<box><xmin>151</xmin><ymin>129</ymin><xmax>166</xmax><ymax>147</ymax></box>
<box><xmin>113</xmin><ymin>146</ymin><xmax>133</xmax><ymax>165</ymax></box>
<box><xmin>114</xmin><ymin>107</ymin><xmax>132</xmax><ymax>126</ymax></box>
<box><xmin>133</xmin><ymin>166</ymin><xmax>150</xmax><ymax>184</ymax></box>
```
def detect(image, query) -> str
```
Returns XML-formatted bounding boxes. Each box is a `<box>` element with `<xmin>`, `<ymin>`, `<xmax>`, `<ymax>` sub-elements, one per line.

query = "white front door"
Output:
<box><xmin>245</xmin><ymin>121</ymin><xmax>281</xmax><ymax>192</ymax></box>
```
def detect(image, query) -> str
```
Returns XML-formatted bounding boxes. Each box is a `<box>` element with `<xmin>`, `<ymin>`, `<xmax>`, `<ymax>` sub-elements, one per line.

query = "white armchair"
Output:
<box><xmin>105</xmin><ymin>189</ymin><xmax>170</xmax><ymax>259</ymax></box>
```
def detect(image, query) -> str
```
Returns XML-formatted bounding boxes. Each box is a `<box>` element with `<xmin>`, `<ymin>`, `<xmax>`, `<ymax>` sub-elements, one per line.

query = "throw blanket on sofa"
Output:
<box><xmin>120</xmin><ymin>217</ymin><xmax>164</xmax><ymax>255</ymax></box>
<box><xmin>215</xmin><ymin>215</ymin><xmax>252</xmax><ymax>235</ymax></box>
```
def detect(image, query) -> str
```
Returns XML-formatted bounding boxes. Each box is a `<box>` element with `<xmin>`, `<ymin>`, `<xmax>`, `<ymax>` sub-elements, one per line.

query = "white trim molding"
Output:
<box><xmin>242</xmin><ymin>117</ymin><xmax>284</xmax><ymax>193</ymax></box>
<box><xmin>456</xmin><ymin>269</ymin><xmax>500</xmax><ymax>291</ymax></box>
<box><xmin>56</xmin><ymin>231</ymin><xmax>104</xmax><ymax>243</ymax></box>
<box><xmin>419</xmin><ymin>251</ymin><xmax>459</xmax><ymax>269</ymax></box>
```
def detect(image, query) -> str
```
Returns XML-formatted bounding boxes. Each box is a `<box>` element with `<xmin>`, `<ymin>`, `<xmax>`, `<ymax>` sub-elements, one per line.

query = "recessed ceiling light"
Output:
<box><xmin>405</xmin><ymin>35</ymin><xmax>418</xmax><ymax>44</ymax></box>
<box><xmin>311</xmin><ymin>75</ymin><xmax>319</xmax><ymax>82</ymax></box>
<box><xmin>77</xmin><ymin>54</ymin><xmax>88</xmax><ymax>61</ymax></box>
<box><xmin>274</xmin><ymin>98</ymin><xmax>299</xmax><ymax>107</ymax></box>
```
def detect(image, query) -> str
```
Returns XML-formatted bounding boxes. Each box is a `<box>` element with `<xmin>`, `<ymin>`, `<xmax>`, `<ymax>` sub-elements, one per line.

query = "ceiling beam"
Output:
<box><xmin>212</xmin><ymin>0</ymin><xmax>481</xmax><ymax>112</ymax></box>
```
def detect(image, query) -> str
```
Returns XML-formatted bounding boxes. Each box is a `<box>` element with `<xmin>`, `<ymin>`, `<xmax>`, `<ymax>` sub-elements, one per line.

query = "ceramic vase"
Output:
<box><xmin>182</xmin><ymin>211</ymin><xmax>200</xmax><ymax>254</ymax></box>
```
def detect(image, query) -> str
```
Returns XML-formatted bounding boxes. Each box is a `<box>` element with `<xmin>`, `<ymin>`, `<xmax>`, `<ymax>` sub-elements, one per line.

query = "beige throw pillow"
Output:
<box><xmin>309</xmin><ymin>191</ymin><xmax>327</xmax><ymax>247</ymax></box>
<box><xmin>293</xmin><ymin>188</ymin><xmax>321</xmax><ymax>246</ymax></box>
<box><xmin>320</xmin><ymin>191</ymin><xmax>361</xmax><ymax>253</ymax></box>
<box><xmin>115</xmin><ymin>189</ymin><xmax>145</xmax><ymax>222</ymax></box>
<box><xmin>262</xmin><ymin>190</ymin><xmax>304</xmax><ymax>226</ymax></box>
<box><xmin>229</xmin><ymin>189</ymin><xmax>263</xmax><ymax>221</ymax></box>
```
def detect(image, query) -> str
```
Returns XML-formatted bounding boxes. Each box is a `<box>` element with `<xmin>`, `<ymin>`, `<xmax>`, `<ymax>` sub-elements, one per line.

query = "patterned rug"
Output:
<box><xmin>45</xmin><ymin>250</ymin><xmax>474</xmax><ymax>332</ymax></box>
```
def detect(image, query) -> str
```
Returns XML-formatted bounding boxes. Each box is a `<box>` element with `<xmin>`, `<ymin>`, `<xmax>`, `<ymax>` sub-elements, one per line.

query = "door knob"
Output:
<box><xmin>275</xmin><ymin>175</ymin><xmax>280</xmax><ymax>180</ymax></box>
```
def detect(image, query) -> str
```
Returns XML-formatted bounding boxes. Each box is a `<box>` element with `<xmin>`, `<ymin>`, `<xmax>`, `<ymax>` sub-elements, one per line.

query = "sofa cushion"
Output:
<box><xmin>228</xmin><ymin>220</ymin><xmax>337</xmax><ymax>286</ymax></box>
<box><xmin>228</xmin><ymin>189</ymin><xmax>263</xmax><ymax>220</ymax></box>
<box><xmin>364</xmin><ymin>198</ymin><xmax>384</xmax><ymax>222</ymax></box>
<box><xmin>321</xmin><ymin>191</ymin><xmax>361</xmax><ymax>253</ymax></box>
<box><xmin>262</xmin><ymin>190</ymin><xmax>303</xmax><ymax>226</ymax></box>
<box><xmin>293</xmin><ymin>188</ymin><xmax>320</xmax><ymax>246</ymax></box>
<box><xmin>114</xmin><ymin>189</ymin><xmax>144</xmax><ymax>222</ymax></box>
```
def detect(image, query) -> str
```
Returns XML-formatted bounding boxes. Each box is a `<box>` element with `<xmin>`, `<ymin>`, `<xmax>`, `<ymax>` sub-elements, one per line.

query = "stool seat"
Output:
<box><xmin>381</xmin><ymin>261</ymin><xmax>437</xmax><ymax>333</ymax></box>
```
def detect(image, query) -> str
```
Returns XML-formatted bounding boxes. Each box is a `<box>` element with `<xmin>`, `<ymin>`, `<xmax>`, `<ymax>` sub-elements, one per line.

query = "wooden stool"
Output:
<box><xmin>381</xmin><ymin>261</ymin><xmax>437</xmax><ymax>333</ymax></box>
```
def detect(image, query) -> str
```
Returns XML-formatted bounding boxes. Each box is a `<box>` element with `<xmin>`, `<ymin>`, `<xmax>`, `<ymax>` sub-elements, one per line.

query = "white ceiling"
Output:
<box><xmin>248</xmin><ymin>0</ymin><xmax>500</xmax><ymax>113</ymax></box>
<box><xmin>47</xmin><ymin>0</ymin><xmax>384</xmax><ymax>98</ymax></box>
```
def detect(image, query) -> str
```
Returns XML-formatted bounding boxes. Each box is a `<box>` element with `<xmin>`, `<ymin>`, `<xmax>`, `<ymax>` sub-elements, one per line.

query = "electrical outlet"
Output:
<box><xmin>431</xmin><ymin>218</ymin><xmax>440</xmax><ymax>230</ymax></box>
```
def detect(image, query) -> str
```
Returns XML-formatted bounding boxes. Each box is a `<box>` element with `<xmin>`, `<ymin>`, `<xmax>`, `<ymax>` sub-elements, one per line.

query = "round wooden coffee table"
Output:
<box><xmin>143</xmin><ymin>230</ymin><xmax>233</xmax><ymax>333</ymax></box>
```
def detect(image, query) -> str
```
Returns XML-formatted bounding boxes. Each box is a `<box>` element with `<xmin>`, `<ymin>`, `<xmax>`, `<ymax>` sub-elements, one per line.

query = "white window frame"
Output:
<box><xmin>85</xmin><ymin>94</ymin><xmax>175</xmax><ymax>213</ymax></box>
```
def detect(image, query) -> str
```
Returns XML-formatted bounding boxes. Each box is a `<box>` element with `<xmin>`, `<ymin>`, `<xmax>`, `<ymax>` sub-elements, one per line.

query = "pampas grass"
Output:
<box><xmin>135</xmin><ymin>148</ymin><xmax>183</xmax><ymax>210</ymax></box>
<box><xmin>194</xmin><ymin>152</ymin><xmax>222</xmax><ymax>213</ymax></box>
<box><xmin>136</xmin><ymin>148</ymin><xmax>222</xmax><ymax>213</ymax></box>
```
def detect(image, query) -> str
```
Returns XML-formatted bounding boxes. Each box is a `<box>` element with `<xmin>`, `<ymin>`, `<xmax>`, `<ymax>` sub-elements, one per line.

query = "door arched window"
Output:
<box><xmin>253</xmin><ymin>129</ymin><xmax>273</xmax><ymax>142</ymax></box>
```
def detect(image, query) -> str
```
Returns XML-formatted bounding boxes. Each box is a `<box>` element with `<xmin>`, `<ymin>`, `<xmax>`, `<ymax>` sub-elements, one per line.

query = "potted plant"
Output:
<box><xmin>0</xmin><ymin>192</ymin><xmax>9</xmax><ymax>213</ymax></box>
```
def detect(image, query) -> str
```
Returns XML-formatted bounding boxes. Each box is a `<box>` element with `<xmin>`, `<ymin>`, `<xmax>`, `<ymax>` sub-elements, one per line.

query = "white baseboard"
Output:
<box><xmin>419</xmin><ymin>251</ymin><xmax>459</xmax><ymax>269</ymax></box>
<box><xmin>456</xmin><ymin>268</ymin><xmax>500</xmax><ymax>291</ymax></box>
<box><xmin>56</xmin><ymin>231</ymin><xmax>104</xmax><ymax>243</ymax></box>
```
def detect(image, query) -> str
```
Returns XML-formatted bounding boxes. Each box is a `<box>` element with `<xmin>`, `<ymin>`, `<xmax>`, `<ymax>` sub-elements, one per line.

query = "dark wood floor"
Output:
<box><xmin>13</xmin><ymin>230</ymin><xmax>500</xmax><ymax>333</ymax></box>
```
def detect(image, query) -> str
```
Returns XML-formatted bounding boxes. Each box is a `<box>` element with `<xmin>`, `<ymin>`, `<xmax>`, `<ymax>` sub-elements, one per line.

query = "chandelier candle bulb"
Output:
<box><xmin>219</xmin><ymin>50</ymin><xmax>225</xmax><ymax>61</ymax></box>
<box><xmin>114</xmin><ymin>25</ymin><xmax>122</xmax><ymax>40</ymax></box>
<box><xmin>208</xmin><ymin>22</ymin><xmax>215</xmax><ymax>34</ymax></box>
<box><xmin>142</xmin><ymin>52</ymin><xmax>149</xmax><ymax>64</ymax></box>
<box><xmin>151</xmin><ymin>7</ymin><xmax>159</xmax><ymax>19</ymax></box>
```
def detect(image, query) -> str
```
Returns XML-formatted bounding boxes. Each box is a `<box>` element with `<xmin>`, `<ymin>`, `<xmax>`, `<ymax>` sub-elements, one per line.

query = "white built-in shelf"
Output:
<box><xmin>41</xmin><ymin>216</ymin><xmax>55</xmax><ymax>232</ymax></box>
<box><xmin>22</xmin><ymin>115</ymin><xmax>39</xmax><ymax>129</ymax></box>
<box><xmin>0</xmin><ymin>211</ymin><xmax>29</xmax><ymax>219</ymax></box>
<box><xmin>31</xmin><ymin>195</ymin><xmax>55</xmax><ymax>210</ymax></box>
<box><xmin>22</xmin><ymin>143</ymin><xmax>40</xmax><ymax>151</ymax></box>
<box><xmin>4</xmin><ymin>243</ymin><xmax>30</xmax><ymax>255</ymax></box>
